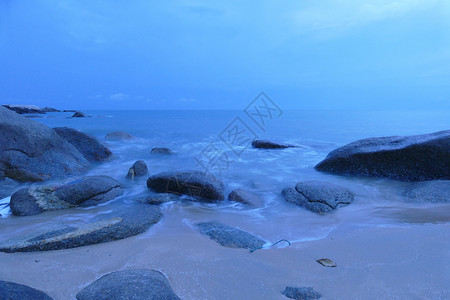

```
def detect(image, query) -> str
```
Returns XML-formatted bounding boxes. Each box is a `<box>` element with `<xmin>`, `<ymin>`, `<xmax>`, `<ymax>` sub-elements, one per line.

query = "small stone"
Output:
<box><xmin>126</xmin><ymin>160</ymin><xmax>149</xmax><ymax>179</ymax></box>
<box><xmin>252</xmin><ymin>140</ymin><xmax>295</xmax><ymax>149</ymax></box>
<box><xmin>72</xmin><ymin>111</ymin><xmax>86</xmax><ymax>117</ymax></box>
<box><xmin>316</xmin><ymin>258</ymin><xmax>337</xmax><ymax>267</ymax></box>
<box><xmin>282</xmin><ymin>286</ymin><xmax>321</xmax><ymax>300</ymax></box>
<box><xmin>151</xmin><ymin>147</ymin><xmax>174</xmax><ymax>155</ymax></box>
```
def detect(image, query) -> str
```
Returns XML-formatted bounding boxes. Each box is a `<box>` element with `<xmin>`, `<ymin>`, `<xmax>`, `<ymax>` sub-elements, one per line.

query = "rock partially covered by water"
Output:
<box><xmin>228</xmin><ymin>189</ymin><xmax>262</xmax><ymax>207</ymax></box>
<box><xmin>54</xmin><ymin>127</ymin><xmax>112</xmax><ymax>162</ymax></box>
<box><xmin>0</xmin><ymin>204</ymin><xmax>161</xmax><ymax>252</ymax></box>
<box><xmin>315</xmin><ymin>130</ymin><xmax>450</xmax><ymax>181</ymax></box>
<box><xmin>0</xmin><ymin>280</ymin><xmax>53</xmax><ymax>300</ymax></box>
<box><xmin>404</xmin><ymin>180</ymin><xmax>450</xmax><ymax>203</ymax></box>
<box><xmin>282</xmin><ymin>286</ymin><xmax>321</xmax><ymax>300</ymax></box>
<box><xmin>76</xmin><ymin>269</ymin><xmax>180</xmax><ymax>300</ymax></box>
<box><xmin>282</xmin><ymin>181</ymin><xmax>354</xmax><ymax>214</ymax></box>
<box><xmin>0</xmin><ymin>106</ymin><xmax>89</xmax><ymax>182</ymax></box>
<box><xmin>197</xmin><ymin>221</ymin><xmax>265</xmax><ymax>249</ymax></box>
<box><xmin>10</xmin><ymin>175</ymin><xmax>123</xmax><ymax>216</ymax></box>
<box><xmin>105</xmin><ymin>131</ymin><xmax>135</xmax><ymax>140</ymax></box>
<box><xmin>252</xmin><ymin>139</ymin><xmax>295</xmax><ymax>149</ymax></box>
<box><xmin>151</xmin><ymin>147</ymin><xmax>174</xmax><ymax>155</ymax></box>
<box><xmin>72</xmin><ymin>111</ymin><xmax>86</xmax><ymax>118</ymax></box>
<box><xmin>140</xmin><ymin>193</ymin><xmax>181</xmax><ymax>205</ymax></box>
<box><xmin>147</xmin><ymin>171</ymin><xmax>225</xmax><ymax>202</ymax></box>
<box><xmin>126</xmin><ymin>160</ymin><xmax>148</xmax><ymax>179</ymax></box>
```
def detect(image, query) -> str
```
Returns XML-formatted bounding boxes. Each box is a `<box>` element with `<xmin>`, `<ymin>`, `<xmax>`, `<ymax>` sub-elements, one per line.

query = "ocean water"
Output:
<box><xmin>1</xmin><ymin>109</ymin><xmax>450</xmax><ymax>245</ymax></box>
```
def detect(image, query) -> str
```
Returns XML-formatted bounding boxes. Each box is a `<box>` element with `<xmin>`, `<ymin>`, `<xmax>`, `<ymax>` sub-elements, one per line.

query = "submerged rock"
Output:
<box><xmin>0</xmin><ymin>280</ymin><xmax>53</xmax><ymax>300</ymax></box>
<box><xmin>126</xmin><ymin>160</ymin><xmax>148</xmax><ymax>179</ymax></box>
<box><xmin>72</xmin><ymin>111</ymin><xmax>86</xmax><ymax>118</ymax></box>
<box><xmin>404</xmin><ymin>180</ymin><xmax>450</xmax><ymax>203</ymax></box>
<box><xmin>76</xmin><ymin>269</ymin><xmax>180</xmax><ymax>300</ymax></box>
<box><xmin>54</xmin><ymin>127</ymin><xmax>112</xmax><ymax>162</ymax></box>
<box><xmin>0</xmin><ymin>106</ymin><xmax>89</xmax><ymax>182</ymax></box>
<box><xmin>10</xmin><ymin>175</ymin><xmax>123</xmax><ymax>216</ymax></box>
<box><xmin>282</xmin><ymin>181</ymin><xmax>354</xmax><ymax>214</ymax></box>
<box><xmin>105</xmin><ymin>131</ymin><xmax>135</xmax><ymax>140</ymax></box>
<box><xmin>0</xmin><ymin>204</ymin><xmax>161</xmax><ymax>252</ymax></box>
<box><xmin>251</xmin><ymin>139</ymin><xmax>295</xmax><ymax>149</ymax></box>
<box><xmin>147</xmin><ymin>171</ymin><xmax>225</xmax><ymax>202</ymax></box>
<box><xmin>140</xmin><ymin>193</ymin><xmax>180</xmax><ymax>205</ymax></box>
<box><xmin>151</xmin><ymin>147</ymin><xmax>174</xmax><ymax>155</ymax></box>
<box><xmin>282</xmin><ymin>286</ymin><xmax>321</xmax><ymax>300</ymax></box>
<box><xmin>196</xmin><ymin>221</ymin><xmax>265</xmax><ymax>249</ymax></box>
<box><xmin>228</xmin><ymin>189</ymin><xmax>262</xmax><ymax>207</ymax></box>
<box><xmin>315</xmin><ymin>130</ymin><xmax>450</xmax><ymax>181</ymax></box>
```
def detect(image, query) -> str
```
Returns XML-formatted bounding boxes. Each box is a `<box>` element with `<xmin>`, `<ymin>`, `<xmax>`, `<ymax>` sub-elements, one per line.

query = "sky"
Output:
<box><xmin>0</xmin><ymin>0</ymin><xmax>449</xmax><ymax>110</ymax></box>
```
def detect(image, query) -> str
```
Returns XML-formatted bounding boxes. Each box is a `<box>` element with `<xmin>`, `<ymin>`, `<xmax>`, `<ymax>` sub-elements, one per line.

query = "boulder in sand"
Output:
<box><xmin>282</xmin><ymin>181</ymin><xmax>354</xmax><ymax>214</ymax></box>
<box><xmin>252</xmin><ymin>139</ymin><xmax>295</xmax><ymax>149</ymax></box>
<box><xmin>282</xmin><ymin>286</ymin><xmax>321</xmax><ymax>300</ymax></box>
<box><xmin>0</xmin><ymin>280</ymin><xmax>53</xmax><ymax>300</ymax></box>
<box><xmin>315</xmin><ymin>130</ymin><xmax>450</xmax><ymax>181</ymax></box>
<box><xmin>126</xmin><ymin>160</ymin><xmax>148</xmax><ymax>179</ymax></box>
<box><xmin>105</xmin><ymin>131</ymin><xmax>135</xmax><ymax>140</ymax></box>
<box><xmin>404</xmin><ymin>180</ymin><xmax>450</xmax><ymax>203</ymax></box>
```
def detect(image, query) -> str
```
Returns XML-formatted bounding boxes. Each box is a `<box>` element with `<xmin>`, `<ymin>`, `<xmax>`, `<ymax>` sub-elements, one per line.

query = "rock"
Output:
<box><xmin>0</xmin><ymin>280</ymin><xmax>53</xmax><ymax>300</ymax></box>
<box><xmin>228</xmin><ymin>189</ymin><xmax>262</xmax><ymax>207</ymax></box>
<box><xmin>404</xmin><ymin>180</ymin><xmax>450</xmax><ymax>203</ymax></box>
<box><xmin>72</xmin><ymin>111</ymin><xmax>86</xmax><ymax>118</ymax></box>
<box><xmin>196</xmin><ymin>221</ymin><xmax>265</xmax><ymax>249</ymax></box>
<box><xmin>0</xmin><ymin>203</ymin><xmax>161</xmax><ymax>252</ymax></box>
<box><xmin>76</xmin><ymin>269</ymin><xmax>180</xmax><ymax>300</ymax></box>
<box><xmin>105</xmin><ymin>131</ymin><xmax>135</xmax><ymax>140</ymax></box>
<box><xmin>42</xmin><ymin>107</ymin><xmax>60</xmax><ymax>112</ymax></box>
<box><xmin>2</xmin><ymin>104</ymin><xmax>56</xmax><ymax>115</ymax></box>
<box><xmin>147</xmin><ymin>171</ymin><xmax>224</xmax><ymax>202</ymax></box>
<box><xmin>140</xmin><ymin>193</ymin><xmax>180</xmax><ymax>205</ymax></box>
<box><xmin>10</xmin><ymin>175</ymin><xmax>123</xmax><ymax>216</ymax></box>
<box><xmin>282</xmin><ymin>287</ymin><xmax>321</xmax><ymax>300</ymax></box>
<box><xmin>54</xmin><ymin>127</ymin><xmax>112</xmax><ymax>162</ymax></box>
<box><xmin>251</xmin><ymin>140</ymin><xmax>295</xmax><ymax>149</ymax></box>
<box><xmin>126</xmin><ymin>160</ymin><xmax>148</xmax><ymax>179</ymax></box>
<box><xmin>315</xmin><ymin>130</ymin><xmax>450</xmax><ymax>181</ymax></box>
<box><xmin>282</xmin><ymin>181</ymin><xmax>354</xmax><ymax>214</ymax></box>
<box><xmin>151</xmin><ymin>148</ymin><xmax>174</xmax><ymax>155</ymax></box>
<box><xmin>0</xmin><ymin>106</ymin><xmax>89</xmax><ymax>182</ymax></box>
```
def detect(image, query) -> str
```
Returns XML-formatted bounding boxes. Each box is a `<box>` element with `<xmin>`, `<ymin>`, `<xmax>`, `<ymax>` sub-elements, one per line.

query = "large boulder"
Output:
<box><xmin>282</xmin><ymin>181</ymin><xmax>354</xmax><ymax>214</ymax></box>
<box><xmin>147</xmin><ymin>171</ymin><xmax>225</xmax><ymax>202</ymax></box>
<box><xmin>404</xmin><ymin>180</ymin><xmax>450</xmax><ymax>203</ymax></box>
<box><xmin>10</xmin><ymin>175</ymin><xmax>123</xmax><ymax>216</ymax></box>
<box><xmin>126</xmin><ymin>160</ymin><xmax>148</xmax><ymax>179</ymax></box>
<box><xmin>0</xmin><ymin>203</ymin><xmax>161</xmax><ymax>252</ymax></box>
<box><xmin>54</xmin><ymin>127</ymin><xmax>112</xmax><ymax>162</ymax></box>
<box><xmin>197</xmin><ymin>221</ymin><xmax>265</xmax><ymax>249</ymax></box>
<box><xmin>0</xmin><ymin>280</ymin><xmax>53</xmax><ymax>300</ymax></box>
<box><xmin>315</xmin><ymin>130</ymin><xmax>450</xmax><ymax>181</ymax></box>
<box><xmin>0</xmin><ymin>106</ymin><xmax>89</xmax><ymax>182</ymax></box>
<box><xmin>252</xmin><ymin>140</ymin><xmax>295</xmax><ymax>149</ymax></box>
<box><xmin>76</xmin><ymin>269</ymin><xmax>180</xmax><ymax>300</ymax></box>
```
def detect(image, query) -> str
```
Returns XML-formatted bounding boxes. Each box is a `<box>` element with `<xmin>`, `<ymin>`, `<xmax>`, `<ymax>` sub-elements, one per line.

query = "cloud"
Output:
<box><xmin>109</xmin><ymin>93</ymin><xmax>130</xmax><ymax>101</ymax></box>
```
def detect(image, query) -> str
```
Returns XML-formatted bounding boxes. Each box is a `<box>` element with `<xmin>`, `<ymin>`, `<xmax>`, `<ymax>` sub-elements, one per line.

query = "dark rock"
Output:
<box><xmin>196</xmin><ymin>221</ymin><xmax>265</xmax><ymax>249</ymax></box>
<box><xmin>282</xmin><ymin>287</ymin><xmax>321</xmax><ymax>300</ymax></box>
<box><xmin>404</xmin><ymin>180</ymin><xmax>450</xmax><ymax>203</ymax></box>
<box><xmin>126</xmin><ymin>160</ymin><xmax>148</xmax><ymax>179</ymax></box>
<box><xmin>72</xmin><ymin>111</ymin><xmax>86</xmax><ymax>118</ymax></box>
<box><xmin>151</xmin><ymin>147</ymin><xmax>174</xmax><ymax>155</ymax></box>
<box><xmin>10</xmin><ymin>175</ymin><xmax>123</xmax><ymax>216</ymax></box>
<box><xmin>54</xmin><ymin>127</ymin><xmax>112</xmax><ymax>162</ymax></box>
<box><xmin>282</xmin><ymin>181</ymin><xmax>354</xmax><ymax>214</ymax></box>
<box><xmin>0</xmin><ymin>106</ymin><xmax>89</xmax><ymax>182</ymax></box>
<box><xmin>105</xmin><ymin>131</ymin><xmax>135</xmax><ymax>140</ymax></box>
<box><xmin>2</xmin><ymin>104</ymin><xmax>48</xmax><ymax>114</ymax></box>
<box><xmin>147</xmin><ymin>171</ymin><xmax>224</xmax><ymax>202</ymax></box>
<box><xmin>228</xmin><ymin>189</ymin><xmax>262</xmax><ymax>207</ymax></box>
<box><xmin>252</xmin><ymin>140</ymin><xmax>295</xmax><ymax>149</ymax></box>
<box><xmin>24</xmin><ymin>115</ymin><xmax>44</xmax><ymax>119</ymax></box>
<box><xmin>76</xmin><ymin>269</ymin><xmax>180</xmax><ymax>300</ymax></box>
<box><xmin>141</xmin><ymin>193</ymin><xmax>180</xmax><ymax>205</ymax></box>
<box><xmin>315</xmin><ymin>130</ymin><xmax>450</xmax><ymax>181</ymax></box>
<box><xmin>0</xmin><ymin>280</ymin><xmax>53</xmax><ymax>300</ymax></box>
<box><xmin>0</xmin><ymin>203</ymin><xmax>161</xmax><ymax>252</ymax></box>
<box><xmin>42</xmin><ymin>107</ymin><xmax>60</xmax><ymax>112</ymax></box>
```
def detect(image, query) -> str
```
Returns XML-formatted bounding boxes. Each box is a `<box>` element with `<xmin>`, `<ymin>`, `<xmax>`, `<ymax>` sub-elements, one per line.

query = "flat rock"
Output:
<box><xmin>0</xmin><ymin>106</ymin><xmax>89</xmax><ymax>182</ymax></box>
<box><xmin>105</xmin><ymin>131</ymin><xmax>135</xmax><ymax>140</ymax></box>
<box><xmin>126</xmin><ymin>160</ymin><xmax>148</xmax><ymax>179</ymax></box>
<box><xmin>252</xmin><ymin>139</ymin><xmax>295</xmax><ymax>149</ymax></box>
<box><xmin>72</xmin><ymin>111</ymin><xmax>86</xmax><ymax>117</ymax></box>
<box><xmin>282</xmin><ymin>287</ymin><xmax>321</xmax><ymax>300</ymax></box>
<box><xmin>196</xmin><ymin>221</ymin><xmax>265</xmax><ymax>249</ymax></box>
<box><xmin>76</xmin><ymin>269</ymin><xmax>180</xmax><ymax>300</ymax></box>
<box><xmin>10</xmin><ymin>175</ymin><xmax>123</xmax><ymax>216</ymax></box>
<box><xmin>147</xmin><ymin>171</ymin><xmax>224</xmax><ymax>202</ymax></box>
<box><xmin>0</xmin><ymin>280</ymin><xmax>53</xmax><ymax>300</ymax></box>
<box><xmin>282</xmin><ymin>181</ymin><xmax>354</xmax><ymax>214</ymax></box>
<box><xmin>404</xmin><ymin>180</ymin><xmax>450</xmax><ymax>203</ymax></box>
<box><xmin>315</xmin><ymin>130</ymin><xmax>450</xmax><ymax>181</ymax></box>
<box><xmin>151</xmin><ymin>147</ymin><xmax>174</xmax><ymax>155</ymax></box>
<box><xmin>0</xmin><ymin>203</ymin><xmax>162</xmax><ymax>252</ymax></box>
<box><xmin>228</xmin><ymin>189</ymin><xmax>262</xmax><ymax>207</ymax></box>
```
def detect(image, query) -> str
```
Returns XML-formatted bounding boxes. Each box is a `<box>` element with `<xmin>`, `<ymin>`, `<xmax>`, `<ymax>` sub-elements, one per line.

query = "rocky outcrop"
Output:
<box><xmin>105</xmin><ymin>131</ymin><xmax>135</xmax><ymax>140</ymax></box>
<box><xmin>0</xmin><ymin>203</ymin><xmax>161</xmax><ymax>252</ymax></box>
<box><xmin>72</xmin><ymin>111</ymin><xmax>86</xmax><ymax>118</ymax></box>
<box><xmin>282</xmin><ymin>181</ymin><xmax>354</xmax><ymax>214</ymax></box>
<box><xmin>151</xmin><ymin>148</ymin><xmax>174</xmax><ymax>155</ymax></box>
<box><xmin>196</xmin><ymin>221</ymin><xmax>265</xmax><ymax>249</ymax></box>
<box><xmin>252</xmin><ymin>140</ymin><xmax>295</xmax><ymax>149</ymax></box>
<box><xmin>147</xmin><ymin>171</ymin><xmax>224</xmax><ymax>202</ymax></box>
<box><xmin>404</xmin><ymin>180</ymin><xmax>450</xmax><ymax>203</ymax></box>
<box><xmin>126</xmin><ymin>160</ymin><xmax>148</xmax><ymax>179</ymax></box>
<box><xmin>282</xmin><ymin>287</ymin><xmax>321</xmax><ymax>300</ymax></box>
<box><xmin>228</xmin><ymin>189</ymin><xmax>262</xmax><ymax>207</ymax></box>
<box><xmin>2</xmin><ymin>104</ymin><xmax>59</xmax><ymax>114</ymax></box>
<box><xmin>54</xmin><ymin>127</ymin><xmax>112</xmax><ymax>162</ymax></box>
<box><xmin>0</xmin><ymin>106</ymin><xmax>89</xmax><ymax>182</ymax></box>
<box><xmin>76</xmin><ymin>269</ymin><xmax>180</xmax><ymax>300</ymax></box>
<box><xmin>10</xmin><ymin>175</ymin><xmax>123</xmax><ymax>216</ymax></box>
<box><xmin>0</xmin><ymin>280</ymin><xmax>53</xmax><ymax>300</ymax></box>
<box><xmin>315</xmin><ymin>130</ymin><xmax>450</xmax><ymax>181</ymax></box>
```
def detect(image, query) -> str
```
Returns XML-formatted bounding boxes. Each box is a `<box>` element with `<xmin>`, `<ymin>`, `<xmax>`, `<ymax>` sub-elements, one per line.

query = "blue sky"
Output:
<box><xmin>1</xmin><ymin>0</ymin><xmax>449</xmax><ymax>110</ymax></box>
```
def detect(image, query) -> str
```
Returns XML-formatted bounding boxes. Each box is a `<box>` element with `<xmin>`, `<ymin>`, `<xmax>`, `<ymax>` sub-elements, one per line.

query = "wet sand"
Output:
<box><xmin>1</xmin><ymin>210</ymin><xmax>449</xmax><ymax>300</ymax></box>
